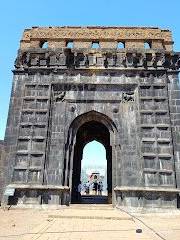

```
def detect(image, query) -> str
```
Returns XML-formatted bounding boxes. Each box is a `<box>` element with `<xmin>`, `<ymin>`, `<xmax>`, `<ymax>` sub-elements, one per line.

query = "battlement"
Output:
<box><xmin>20</xmin><ymin>26</ymin><xmax>173</xmax><ymax>51</ymax></box>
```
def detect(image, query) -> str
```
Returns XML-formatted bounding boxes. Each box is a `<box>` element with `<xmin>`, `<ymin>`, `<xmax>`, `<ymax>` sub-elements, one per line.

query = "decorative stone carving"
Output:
<box><xmin>54</xmin><ymin>91</ymin><xmax>66</xmax><ymax>102</ymax></box>
<box><xmin>113</xmin><ymin>107</ymin><xmax>119</xmax><ymax>113</ymax></box>
<box><xmin>70</xmin><ymin>106</ymin><xmax>76</xmax><ymax>112</ymax></box>
<box><xmin>21</xmin><ymin>27</ymin><xmax>172</xmax><ymax>42</ymax></box>
<box><xmin>15</xmin><ymin>50</ymin><xmax>180</xmax><ymax>70</ymax></box>
<box><xmin>122</xmin><ymin>92</ymin><xmax>134</xmax><ymax>102</ymax></box>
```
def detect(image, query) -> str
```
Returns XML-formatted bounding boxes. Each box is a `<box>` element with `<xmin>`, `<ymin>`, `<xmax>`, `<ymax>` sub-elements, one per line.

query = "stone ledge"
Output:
<box><xmin>7</xmin><ymin>184</ymin><xmax>70</xmax><ymax>191</ymax></box>
<box><xmin>114</xmin><ymin>186</ymin><xmax>180</xmax><ymax>193</ymax></box>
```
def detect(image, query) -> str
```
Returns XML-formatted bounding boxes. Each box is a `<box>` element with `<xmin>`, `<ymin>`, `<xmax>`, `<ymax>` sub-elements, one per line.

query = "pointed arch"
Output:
<box><xmin>66</xmin><ymin>110</ymin><xmax>117</xmax><ymax>146</ymax></box>
<box><xmin>63</xmin><ymin>110</ymin><xmax>117</xmax><ymax>203</ymax></box>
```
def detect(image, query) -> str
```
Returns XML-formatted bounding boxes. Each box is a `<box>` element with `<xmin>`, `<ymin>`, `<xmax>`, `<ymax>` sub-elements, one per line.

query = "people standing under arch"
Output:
<box><xmin>93</xmin><ymin>177</ymin><xmax>98</xmax><ymax>195</ymax></box>
<box><xmin>85</xmin><ymin>181</ymin><xmax>90</xmax><ymax>195</ymax></box>
<box><xmin>77</xmin><ymin>181</ymin><xmax>82</xmax><ymax>202</ymax></box>
<box><xmin>98</xmin><ymin>181</ymin><xmax>103</xmax><ymax>195</ymax></box>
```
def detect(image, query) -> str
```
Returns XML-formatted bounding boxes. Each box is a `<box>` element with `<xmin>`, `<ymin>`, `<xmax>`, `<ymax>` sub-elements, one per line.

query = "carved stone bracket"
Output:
<box><xmin>14</xmin><ymin>49</ymin><xmax>180</xmax><ymax>71</ymax></box>
<box><xmin>53</xmin><ymin>91</ymin><xmax>66</xmax><ymax>102</ymax></box>
<box><xmin>122</xmin><ymin>91</ymin><xmax>135</xmax><ymax>102</ymax></box>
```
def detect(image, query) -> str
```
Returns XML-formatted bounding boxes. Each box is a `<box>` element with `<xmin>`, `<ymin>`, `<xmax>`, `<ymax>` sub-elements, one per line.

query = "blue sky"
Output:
<box><xmin>0</xmin><ymin>0</ymin><xmax>180</xmax><ymax>165</ymax></box>
<box><xmin>82</xmin><ymin>141</ymin><xmax>106</xmax><ymax>167</ymax></box>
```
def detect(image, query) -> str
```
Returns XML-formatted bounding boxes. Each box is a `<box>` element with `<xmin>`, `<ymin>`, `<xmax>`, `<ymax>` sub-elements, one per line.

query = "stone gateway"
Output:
<box><xmin>2</xmin><ymin>26</ymin><xmax>180</xmax><ymax>209</ymax></box>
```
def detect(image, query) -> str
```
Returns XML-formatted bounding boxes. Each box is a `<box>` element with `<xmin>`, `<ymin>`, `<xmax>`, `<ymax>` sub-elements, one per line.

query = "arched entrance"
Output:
<box><xmin>64</xmin><ymin>111</ymin><xmax>117</xmax><ymax>204</ymax></box>
<box><xmin>71</xmin><ymin>121</ymin><xmax>112</xmax><ymax>203</ymax></box>
<box><xmin>81</xmin><ymin>140</ymin><xmax>107</xmax><ymax>200</ymax></box>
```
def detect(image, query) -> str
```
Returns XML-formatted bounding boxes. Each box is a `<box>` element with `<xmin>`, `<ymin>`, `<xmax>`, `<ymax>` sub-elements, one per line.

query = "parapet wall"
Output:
<box><xmin>20</xmin><ymin>26</ymin><xmax>173</xmax><ymax>51</ymax></box>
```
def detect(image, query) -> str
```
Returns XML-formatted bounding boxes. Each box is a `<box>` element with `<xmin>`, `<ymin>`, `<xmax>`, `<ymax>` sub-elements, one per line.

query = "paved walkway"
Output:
<box><xmin>0</xmin><ymin>205</ymin><xmax>180</xmax><ymax>240</ymax></box>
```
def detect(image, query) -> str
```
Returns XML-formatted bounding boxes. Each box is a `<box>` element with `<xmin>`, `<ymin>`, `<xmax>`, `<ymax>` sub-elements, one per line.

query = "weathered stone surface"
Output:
<box><xmin>2</xmin><ymin>26</ymin><xmax>180</xmax><ymax>209</ymax></box>
<box><xmin>20</xmin><ymin>26</ymin><xmax>173</xmax><ymax>51</ymax></box>
<box><xmin>0</xmin><ymin>140</ymin><xmax>5</xmax><ymax>202</ymax></box>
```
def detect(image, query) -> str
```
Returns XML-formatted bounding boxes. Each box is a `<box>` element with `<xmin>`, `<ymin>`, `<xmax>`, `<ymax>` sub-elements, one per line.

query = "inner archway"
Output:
<box><xmin>81</xmin><ymin>141</ymin><xmax>107</xmax><ymax>201</ymax></box>
<box><xmin>71</xmin><ymin>120</ymin><xmax>112</xmax><ymax>204</ymax></box>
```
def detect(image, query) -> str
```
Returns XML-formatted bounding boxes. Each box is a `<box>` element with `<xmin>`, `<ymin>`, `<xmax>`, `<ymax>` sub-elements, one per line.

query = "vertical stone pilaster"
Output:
<box><xmin>168</xmin><ymin>73</ymin><xmax>180</xmax><ymax>188</ymax></box>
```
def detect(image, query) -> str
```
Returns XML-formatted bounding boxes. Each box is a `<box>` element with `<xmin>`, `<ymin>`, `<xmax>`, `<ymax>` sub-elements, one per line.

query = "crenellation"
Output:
<box><xmin>20</xmin><ymin>26</ymin><xmax>173</xmax><ymax>51</ymax></box>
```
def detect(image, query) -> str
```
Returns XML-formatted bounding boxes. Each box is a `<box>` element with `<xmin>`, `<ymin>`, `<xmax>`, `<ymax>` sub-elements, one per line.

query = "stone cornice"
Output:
<box><xmin>14</xmin><ymin>49</ymin><xmax>180</xmax><ymax>71</ymax></box>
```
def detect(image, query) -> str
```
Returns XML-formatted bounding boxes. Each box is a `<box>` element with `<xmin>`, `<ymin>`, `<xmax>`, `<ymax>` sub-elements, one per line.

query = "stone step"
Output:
<box><xmin>47</xmin><ymin>205</ymin><xmax>133</xmax><ymax>221</ymax></box>
<box><xmin>69</xmin><ymin>204</ymin><xmax>113</xmax><ymax>210</ymax></box>
<box><xmin>81</xmin><ymin>195</ymin><xmax>108</xmax><ymax>204</ymax></box>
<box><xmin>48</xmin><ymin>214</ymin><xmax>133</xmax><ymax>221</ymax></box>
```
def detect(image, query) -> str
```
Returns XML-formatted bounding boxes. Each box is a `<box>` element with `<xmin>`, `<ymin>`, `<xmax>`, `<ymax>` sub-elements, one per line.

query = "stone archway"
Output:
<box><xmin>64</xmin><ymin>111</ymin><xmax>117</xmax><ymax>204</ymax></box>
<box><xmin>71</xmin><ymin>121</ymin><xmax>111</xmax><ymax>203</ymax></box>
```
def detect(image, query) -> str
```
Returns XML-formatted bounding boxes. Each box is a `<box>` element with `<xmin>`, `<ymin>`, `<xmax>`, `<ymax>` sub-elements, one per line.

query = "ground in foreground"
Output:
<box><xmin>0</xmin><ymin>205</ymin><xmax>180</xmax><ymax>240</ymax></box>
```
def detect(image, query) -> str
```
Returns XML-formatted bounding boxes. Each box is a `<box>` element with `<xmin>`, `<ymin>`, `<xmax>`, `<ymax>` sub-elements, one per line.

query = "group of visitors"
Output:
<box><xmin>78</xmin><ymin>180</ymin><xmax>103</xmax><ymax>196</ymax></box>
<box><xmin>91</xmin><ymin>180</ymin><xmax>103</xmax><ymax>195</ymax></box>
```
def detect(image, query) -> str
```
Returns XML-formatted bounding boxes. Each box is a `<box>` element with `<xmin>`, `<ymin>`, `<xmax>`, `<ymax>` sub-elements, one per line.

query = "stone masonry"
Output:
<box><xmin>2</xmin><ymin>26</ymin><xmax>180</xmax><ymax>209</ymax></box>
<box><xmin>0</xmin><ymin>140</ymin><xmax>5</xmax><ymax>203</ymax></box>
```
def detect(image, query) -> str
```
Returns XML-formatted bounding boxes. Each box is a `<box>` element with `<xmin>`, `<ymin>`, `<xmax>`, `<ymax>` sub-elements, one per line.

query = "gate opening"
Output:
<box><xmin>80</xmin><ymin>140</ymin><xmax>107</xmax><ymax>203</ymax></box>
<box><xmin>71</xmin><ymin>120</ymin><xmax>112</xmax><ymax>204</ymax></box>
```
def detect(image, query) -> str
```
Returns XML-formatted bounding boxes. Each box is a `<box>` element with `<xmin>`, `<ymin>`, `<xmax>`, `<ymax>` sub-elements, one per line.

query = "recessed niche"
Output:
<box><xmin>28</xmin><ymin>170</ymin><xmax>41</xmax><ymax>183</ymax></box>
<box><xmin>66</xmin><ymin>41</ymin><xmax>74</xmax><ymax>48</ymax></box>
<box><xmin>30</xmin><ymin>154</ymin><xmax>43</xmax><ymax>167</ymax></box>
<box><xmin>31</xmin><ymin>139</ymin><xmax>45</xmax><ymax>152</ymax></box>
<box><xmin>17</xmin><ymin>139</ymin><xmax>29</xmax><ymax>151</ymax></box>
<box><xmin>35</xmin><ymin>112</ymin><xmax>47</xmax><ymax>122</ymax></box>
<box><xmin>19</xmin><ymin>125</ymin><xmax>32</xmax><ymax>136</ymax></box>
<box><xmin>13</xmin><ymin>169</ymin><xmax>26</xmax><ymax>182</ymax></box>
<box><xmin>141</xmin><ymin>126</ymin><xmax>155</xmax><ymax>138</ymax></box>
<box><xmin>157</xmin><ymin>142</ymin><xmax>171</xmax><ymax>154</ymax></box>
<box><xmin>144</xmin><ymin>156</ymin><xmax>156</xmax><ymax>169</ymax></box>
<box><xmin>141</xmin><ymin>113</ymin><xmax>155</xmax><ymax>124</ymax></box>
<box><xmin>21</xmin><ymin>112</ymin><xmax>34</xmax><ymax>123</ymax></box>
<box><xmin>117</xmin><ymin>42</ymin><xmax>125</xmax><ymax>49</ymax></box>
<box><xmin>144</xmin><ymin>42</ymin><xmax>151</xmax><ymax>49</ymax></box>
<box><xmin>23</xmin><ymin>99</ymin><xmax>36</xmax><ymax>109</ymax></box>
<box><xmin>37</xmin><ymin>85</ymin><xmax>49</xmax><ymax>96</ymax></box>
<box><xmin>33</xmin><ymin>126</ymin><xmax>46</xmax><ymax>137</ymax></box>
<box><xmin>156</xmin><ymin>113</ymin><xmax>169</xmax><ymax>124</ymax></box>
<box><xmin>159</xmin><ymin>172</ymin><xmax>174</xmax><ymax>185</ymax></box>
<box><xmin>36</xmin><ymin>99</ymin><xmax>48</xmax><ymax>109</ymax></box>
<box><xmin>139</xmin><ymin>85</ymin><xmax>152</xmax><ymax>97</ymax></box>
<box><xmin>159</xmin><ymin>157</ymin><xmax>172</xmax><ymax>171</ymax></box>
<box><xmin>40</xmin><ymin>41</ymin><xmax>48</xmax><ymax>49</ymax></box>
<box><xmin>15</xmin><ymin>154</ymin><xmax>28</xmax><ymax>168</ymax></box>
<box><xmin>144</xmin><ymin>172</ymin><xmax>157</xmax><ymax>186</ymax></box>
<box><xmin>25</xmin><ymin>85</ymin><xmax>36</xmax><ymax>96</ymax></box>
<box><xmin>141</xmin><ymin>99</ymin><xmax>154</xmax><ymax>110</ymax></box>
<box><xmin>141</xmin><ymin>141</ymin><xmax>155</xmax><ymax>153</ymax></box>
<box><xmin>91</xmin><ymin>41</ymin><xmax>100</xmax><ymax>49</ymax></box>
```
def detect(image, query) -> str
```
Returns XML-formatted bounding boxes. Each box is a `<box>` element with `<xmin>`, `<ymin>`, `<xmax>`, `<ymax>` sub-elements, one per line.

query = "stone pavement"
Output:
<box><xmin>0</xmin><ymin>205</ymin><xmax>180</xmax><ymax>240</ymax></box>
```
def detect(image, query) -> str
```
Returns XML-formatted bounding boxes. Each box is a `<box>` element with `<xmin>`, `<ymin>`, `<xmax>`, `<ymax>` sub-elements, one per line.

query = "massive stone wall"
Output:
<box><xmin>3</xmin><ymin>26</ymin><xmax>180</xmax><ymax>209</ymax></box>
<box><xmin>0</xmin><ymin>140</ymin><xmax>5</xmax><ymax>202</ymax></box>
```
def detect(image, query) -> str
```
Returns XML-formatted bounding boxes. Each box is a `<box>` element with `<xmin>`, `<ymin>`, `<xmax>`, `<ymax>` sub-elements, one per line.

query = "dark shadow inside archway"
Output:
<box><xmin>71</xmin><ymin>120</ymin><xmax>112</xmax><ymax>204</ymax></box>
